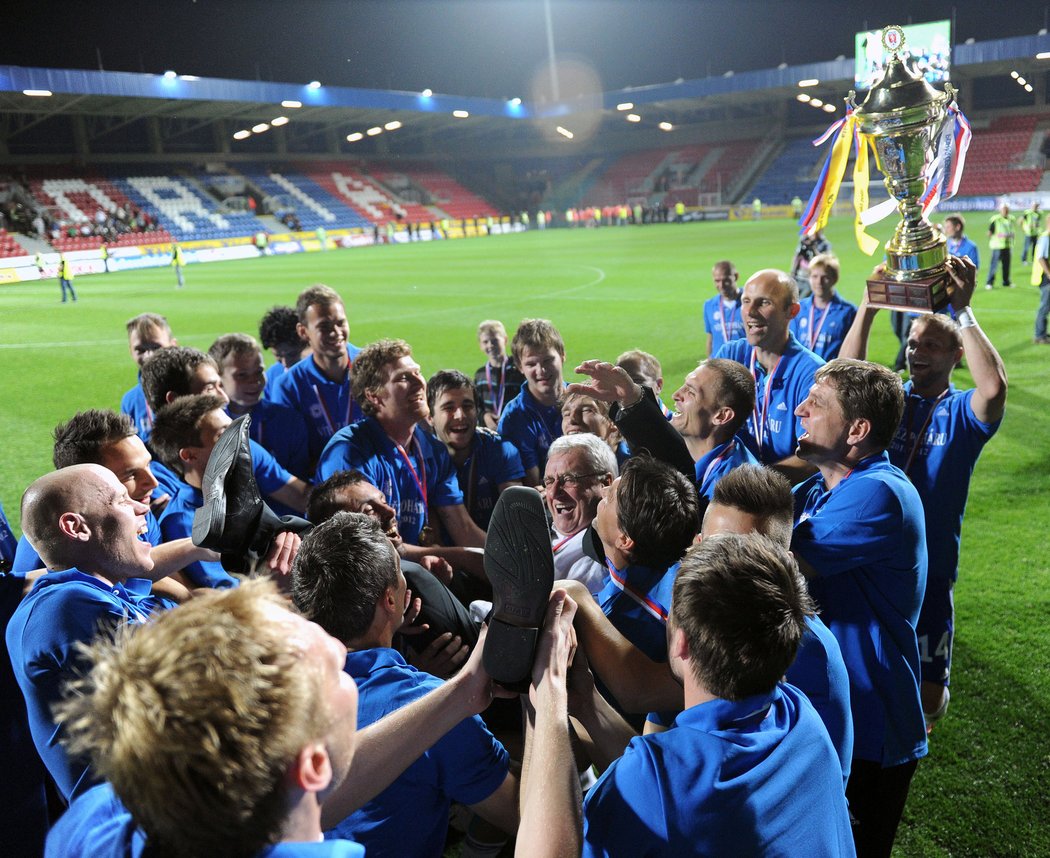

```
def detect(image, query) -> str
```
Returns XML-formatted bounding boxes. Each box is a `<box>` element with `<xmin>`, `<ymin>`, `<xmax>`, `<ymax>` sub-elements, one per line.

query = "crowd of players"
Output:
<box><xmin>0</xmin><ymin>248</ymin><xmax>1007</xmax><ymax>857</ymax></box>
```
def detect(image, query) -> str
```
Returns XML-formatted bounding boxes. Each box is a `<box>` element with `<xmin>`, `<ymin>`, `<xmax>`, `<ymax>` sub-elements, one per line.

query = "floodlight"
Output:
<box><xmin>1037</xmin><ymin>52</ymin><xmax>1050</xmax><ymax>59</ymax></box>
<box><xmin>347</xmin><ymin>132</ymin><xmax>364</xmax><ymax>142</ymax></box>
<box><xmin>366</xmin><ymin>126</ymin><xmax>382</xmax><ymax>136</ymax></box>
<box><xmin>798</xmin><ymin>78</ymin><xmax>819</xmax><ymax>87</ymax></box>
<box><xmin>384</xmin><ymin>120</ymin><xmax>402</xmax><ymax>130</ymax></box>
<box><xmin>626</xmin><ymin>114</ymin><xmax>641</xmax><ymax>122</ymax></box>
<box><xmin>179</xmin><ymin>75</ymin><xmax>200</xmax><ymax>81</ymax></box>
<box><xmin>1018</xmin><ymin>76</ymin><xmax>1027</xmax><ymax>85</ymax></box>
<box><xmin>453</xmin><ymin>110</ymin><xmax>469</xmax><ymax>118</ymax></box>
<box><xmin>252</xmin><ymin>123</ymin><xmax>270</xmax><ymax>133</ymax></box>
<box><xmin>271</xmin><ymin>116</ymin><xmax>289</xmax><ymax>126</ymax></box>
<box><xmin>1026</xmin><ymin>84</ymin><xmax>1034</xmax><ymax>92</ymax></box>
<box><xmin>809</xmin><ymin>98</ymin><xmax>823</xmax><ymax>108</ymax></box>
<box><xmin>822</xmin><ymin>103</ymin><xmax>836</xmax><ymax>112</ymax></box>
<box><xmin>421</xmin><ymin>88</ymin><xmax>433</xmax><ymax>97</ymax></box>
<box><xmin>556</xmin><ymin>126</ymin><xmax>574</xmax><ymax>139</ymax></box>
<box><xmin>282</xmin><ymin>100</ymin><xmax>302</xmax><ymax>108</ymax></box>
<box><xmin>1011</xmin><ymin>70</ymin><xmax>1019</xmax><ymax>78</ymax></box>
<box><xmin>509</xmin><ymin>97</ymin><xmax>522</xmax><ymax>106</ymax></box>
<box><xmin>163</xmin><ymin>70</ymin><xmax>177</xmax><ymax>79</ymax></box>
<box><xmin>233</xmin><ymin>130</ymin><xmax>251</xmax><ymax>140</ymax></box>
<box><xmin>796</xmin><ymin>93</ymin><xmax>811</xmax><ymax>103</ymax></box>
<box><xmin>659</xmin><ymin>122</ymin><xmax>674</xmax><ymax>131</ymax></box>
<box><xmin>23</xmin><ymin>90</ymin><xmax>52</xmax><ymax>97</ymax></box>
<box><xmin>616</xmin><ymin>102</ymin><xmax>634</xmax><ymax>111</ymax></box>
<box><xmin>307</xmin><ymin>81</ymin><xmax>322</xmax><ymax>89</ymax></box>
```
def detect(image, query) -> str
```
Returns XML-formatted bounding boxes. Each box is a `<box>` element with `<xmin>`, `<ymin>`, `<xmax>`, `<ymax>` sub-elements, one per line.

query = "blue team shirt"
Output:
<box><xmin>263</xmin><ymin>359</ymin><xmax>287</xmax><ymax>401</ymax></box>
<box><xmin>790</xmin><ymin>293</ymin><xmax>858</xmax><ymax>361</ymax></box>
<box><xmin>157</xmin><ymin>484</ymin><xmax>238</xmax><ymax>589</ymax></box>
<box><xmin>714</xmin><ymin>334</ymin><xmax>825</xmax><ymax>464</ymax></box>
<box><xmin>703</xmin><ymin>294</ymin><xmax>745</xmax><ymax>354</ymax></box>
<box><xmin>694</xmin><ymin>436</ymin><xmax>760</xmax><ymax>499</ymax></box>
<box><xmin>582</xmin><ymin>684</ymin><xmax>855</xmax><ymax>857</ymax></box>
<box><xmin>0</xmin><ymin>499</ymin><xmax>18</xmax><ymax>569</ymax></box>
<box><xmin>14</xmin><ymin>510</ymin><xmax>162</xmax><ymax>574</ymax></box>
<box><xmin>497</xmin><ymin>384</ymin><xmax>563</xmax><ymax>472</ymax></box>
<box><xmin>232</xmin><ymin>399</ymin><xmax>311</xmax><ymax>481</ymax></box>
<box><xmin>120</xmin><ymin>381</ymin><xmax>153</xmax><ymax>442</ymax></box>
<box><xmin>270</xmin><ymin>349</ymin><xmax>363</xmax><ymax>467</ymax></box>
<box><xmin>792</xmin><ymin>452</ymin><xmax>928</xmax><ymax>767</ymax></box>
<box><xmin>47</xmin><ymin>782</ymin><xmax>365</xmax><ymax>858</ymax></box>
<box><xmin>889</xmin><ymin>383</ymin><xmax>999</xmax><ymax>582</ymax></box>
<box><xmin>455</xmin><ymin>429</ymin><xmax>525</xmax><ymax>530</ymax></box>
<box><xmin>789</xmin><ymin>615</ymin><xmax>854</xmax><ymax>785</ymax></box>
<box><xmin>947</xmin><ymin>235</ymin><xmax>980</xmax><ymax>269</ymax></box>
<box><xmin>325</xmin><ymin>648</ymin><xmax>508</xmax><ymax>858</ymax></box>
<box><xmin>596</xmin><ymin>560</ymin><xmax>675</xmax><ymax>664</ymax></box>
<box><xmin>317</xmin><ymin>417</ymin><xmax>464</xmax><ymax>545</ymax></box>
<box><xmin>6</xmin><ymin>570</ymin><xmax>163</xmax><ymax>800</ymax></box>
<box><xmin>152</xmin><ymin>440</ymin><xmax>292</xmax><ymax>507</ymax></box>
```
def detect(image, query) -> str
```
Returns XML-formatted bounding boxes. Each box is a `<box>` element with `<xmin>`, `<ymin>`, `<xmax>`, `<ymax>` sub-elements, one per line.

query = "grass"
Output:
<box><xmin>1</xmin><ymin>216</ymin><xmax>1047</xmax><ymax>856</ymax></box>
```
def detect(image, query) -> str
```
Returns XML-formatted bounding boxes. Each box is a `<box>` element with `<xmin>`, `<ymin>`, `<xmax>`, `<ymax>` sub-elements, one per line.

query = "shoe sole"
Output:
<box><xmin>482</xmin><ymin>486</ymin><xmax>554</xmax><ymax>689</ymax></box>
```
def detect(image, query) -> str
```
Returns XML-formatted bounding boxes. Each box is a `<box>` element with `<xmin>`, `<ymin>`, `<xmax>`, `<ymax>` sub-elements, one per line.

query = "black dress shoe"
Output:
<box><xmin>482</xmin><ymin>486</ymin><xmax>554</xmax><ymax>690</ymax></box>
<box><xmin>193</xmin><ymin>415</ymin><xmax>312</xmax><ymax>573</ymax></box>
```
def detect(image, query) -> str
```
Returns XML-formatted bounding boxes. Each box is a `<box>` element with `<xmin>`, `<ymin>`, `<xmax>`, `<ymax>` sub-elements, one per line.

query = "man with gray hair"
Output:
<box><xmin>543</xmin><ymin>433</ymin><xmax>617</xmax><ymax>594</ymax></box>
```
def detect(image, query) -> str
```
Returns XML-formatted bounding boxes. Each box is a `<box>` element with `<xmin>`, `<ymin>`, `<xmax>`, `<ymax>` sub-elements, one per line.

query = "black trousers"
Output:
<box><xmin>399</xmin><ymin>561</ymin><xmax>480</xmax><ymax>651</ymax></box>
<box><xmin>846</xmin><ymin>757</ymin><xmax>919</xmax><ymax>858</ymax></box>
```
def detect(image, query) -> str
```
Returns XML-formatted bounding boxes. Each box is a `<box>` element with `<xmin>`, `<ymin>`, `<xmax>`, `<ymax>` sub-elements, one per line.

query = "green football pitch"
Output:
<box><xmin>1</xmin><ymin>217</ymin><xmax>1047</xmax><ymax>856</ymax></box>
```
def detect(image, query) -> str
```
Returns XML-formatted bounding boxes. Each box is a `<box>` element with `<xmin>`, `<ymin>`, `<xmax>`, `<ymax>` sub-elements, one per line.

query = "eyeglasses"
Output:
<box><xmin>542</xmin><ymin>471</ymin><xmax>606</xmax><ymax>490</ymax></box>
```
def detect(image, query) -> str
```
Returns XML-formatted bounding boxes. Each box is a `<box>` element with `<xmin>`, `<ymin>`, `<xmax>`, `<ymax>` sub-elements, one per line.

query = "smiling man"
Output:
<box><xmin>473</xmin><ymin>320</ymin><xmax>525</xmax><ymax>430</ymax></box>
<box><xmin>270</xmin><ymin>284</ymin><xmax>363</xmax><ymax>471</ymax></box>
<box><xmin>703</xmin><ymin>260</ymin><xmax>745</xmax><ymax>357</ymax></box>
<box><xmin>713</xmin><ymin>269</ymin><xmax>824</xmax><ymax>476</ymax></box>
<box><xmin>498</xmin><ymin>318</ymin><xmax>567</xmax><ymax>486</ymax></box>
<box><xmin>317</xmin><ymin>339</ymin><xmax>486</xmax><ymax>550</ymax></box>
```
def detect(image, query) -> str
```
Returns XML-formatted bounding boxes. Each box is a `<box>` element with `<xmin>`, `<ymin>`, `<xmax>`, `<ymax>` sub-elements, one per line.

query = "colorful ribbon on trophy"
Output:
<box><xmin>798</xmin><ymin>109</ymin><xmax>856</xmax><ymax>237</ymax></box>
<box><xmin>920</xmin><ymin>104</ymin><xmax>972</xmax><ymax>216</ymax></box>
<box><xmin>851</xmin><ymin>124</ymin><xmax>882</xmax><ymax>256</ymax></box>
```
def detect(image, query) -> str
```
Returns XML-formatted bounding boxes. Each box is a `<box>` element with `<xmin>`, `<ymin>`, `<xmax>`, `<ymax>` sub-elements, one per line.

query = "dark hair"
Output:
<box><xmin>703</xmin><ymin>358</ymin><xmax>756</xmax><ymax>435</ymax></box>
<box><xmin>511</xmin><ymin>318</ymin><xmax>565</xmax><ymax>365</ymax></box>
<box><xmin>52</xmin><ymin>410</ymin><xmax>136</xmax><ymax>469</ymax></box>
<box><xmin>295</xmin><ymin>284</ymin><xmax>343</xmax><ymax>324</ymax></box>
<box><xmin>944</xmin><ymin>214</ymin><xmax>965</xmax><ymax>231</ymax></box>
<box><xmin>815</xmin><ymin>358</ymin><xmax>904</xmax><ymax>451</ymax></box>
<box><xmin>671</xmin><ymin>533</ymin><xmax>812</xmax><ymax>700</ymax></box>
<box><xmin>208</xmin><ymin>333</ymin><xmax>260</xmax><ymax>371</ymax></box>
<box><xmin>307</xmin><ymin>470</ymin><xmax>372</xmax><ymax>523</ymax></box>
<box><xmin>426</xmin><ymin>369</ymin><xmax>476</xmax><ymax>413</ymax></box>
<box><xmin>150</xmin><ymin>394</ymin><xmax>226</xmax><ymax>477</ymax></box>
<box><xmin>258</xmin><ymin>306</ymin><xmax>301</xmax><ymax>350</ymax></box>
<box><xmin>140</xmin><ymin>346</ymin><xmax>217</xmax><ymax>413</ymax></box>
<box><xmin>710</xmin><ymin>464</ymin><xmax>793</xmax><ymax>549</ymax></box>
<box><xmin>291</xmin><ymin>511</ymin><xmax>400</xmax><ymax>644</ymax></box>
<box><xmin>616</xmin><ymin>456</ymin><xmax>698</xmax><ymax>567</ymax></box>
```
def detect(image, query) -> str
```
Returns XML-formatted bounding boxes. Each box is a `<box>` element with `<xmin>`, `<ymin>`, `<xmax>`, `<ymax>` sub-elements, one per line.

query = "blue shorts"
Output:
<box><xmin>916</xmin><ymin>577</ymin><xmax>954</xmax><ymax>686</ymax></box>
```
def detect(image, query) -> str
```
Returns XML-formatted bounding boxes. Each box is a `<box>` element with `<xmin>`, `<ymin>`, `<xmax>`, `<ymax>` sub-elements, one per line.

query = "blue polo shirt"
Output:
<box><xmin>792</xmin><ymin>452</ymin><xmax>928</xmax><ymax>767</ymax></box>
<box><xmin>120</xmin><ymin>381</ymin><xmax>153</xmax><ymax>442</ymax></box>
<box><xmin>497</xmin><ymin>384</ymin><xmax>563</xmax><ymax>472</ymax></box>
<box><xmin>714</xmin><ymin>335</ymin><xmax>825</xmax><ymax>464</ymax></box>
<box><xmin>325</xmin><ymin>648</ymin><xmax>508</xmax><ymax>858</ymax></box>
<box><xmin>947</xmin><ymin>235</ymin><xmax>980</xmax><ymax>269</ymax></box>
<box><xmin>694</xmin><ymin>436</ymin><xmax>760</xmax><ymax>499</ymax></box>
<box><xmin>231</xmin><ymin>398</ymin><xmax>311</xmax><ymax>481</ymax></box>
<box><xmin>6</xmin><ymin>569</ymin><xmax>163</xmax><ymax>800</ymax></box>
<box><xmin>263</xmin><ymin>359</ymin><xmax>288</xmax><ymax>401</ymax></box>
<box><xmin>703</xmin><ymin>294</ymin><xmax>745</xmax><ymax>354</ymax></box>
<box><xmin>889</xmin><ymin>383</ymin><xmax>1000</xmax><ymax>582</ymax></box>
<box><xmin>157</xmin><ymin>484</ymin><xmax>238</xmax><ymax>589</ymax></box>
<box><xmin>789</xmin><ymin>615</ymin><xmax>854</xmax><ymax>786</ymax></box>
<box><xmin>790</xmin><ymin>293</ymin><xmax>858</xmax><ymax>361</ymax></box>
<box><xmin>14</xmin><ymin>510</ymin><xmax>162</xmax><ymax>574</ymax></box>
<box><xmin>582</xmin><ymin>684</ymin><xmax>854</xmax><ymax>857</ymax></box>
<box><xmin>317</xmin><ymin>417</ymin><xmax>464</xmax><ymax>545</ymax></box>
<box><xmin>47</xmin><ymin>783</ymin><xmax>365</xmax><ymax>858</ymax></box>
<box><xmin>270</xmin><ymin>349</ymin><xmax>363</xmax><ymax>467</ymax></box>
<box><xmin>455</xmin><ymin>429</ymin><xmax>525</xmax><ymax>530</ymax></box>
<box><xmin>152</xmin><ymin>441</ymin><xmax>293</xmax><ymax>510</ymax></box>
<box><xmin>596</xmin><ymin>560</ymin><xmax>675</xmax><ymax>664</ymax></box>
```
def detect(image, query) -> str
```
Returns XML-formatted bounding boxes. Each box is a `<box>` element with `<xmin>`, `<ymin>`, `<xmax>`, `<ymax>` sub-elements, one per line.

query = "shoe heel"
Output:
<box><xmin>483</xmin><ymin>619</ymin><xmax>540</xmax><ymax>688</ymax></box>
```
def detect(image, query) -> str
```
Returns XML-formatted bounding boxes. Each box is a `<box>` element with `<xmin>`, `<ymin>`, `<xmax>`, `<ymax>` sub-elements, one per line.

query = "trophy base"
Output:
<box><xmin>865</xmin><ymin>271</ymin><xmax>950</xmax><ymax>313</ymax></box>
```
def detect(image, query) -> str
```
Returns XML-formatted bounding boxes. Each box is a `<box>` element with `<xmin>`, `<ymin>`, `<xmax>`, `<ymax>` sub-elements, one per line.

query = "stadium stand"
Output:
<box><xmin>0</xmin><ymin>229</ymin><xmax>25</xmax><ymax>258</ymax></box>
<box><xmin>957</xmin><ymin>113</ymin><xmax>1044</xmax><ymax>196</ymax></box>
<box><xmin>747</xmin><ymin>137</ymin><xmax>826</xmax><ymax>205</ymax></box>
<box><xmin>239</xmin><ymin>169</ymin><xmax>372</xmax><ymax>231</ymax></box>
<box><xmin>406</xmin><ymin>168</ymin><xmax>501</xmax><ymax>220</ymax></box>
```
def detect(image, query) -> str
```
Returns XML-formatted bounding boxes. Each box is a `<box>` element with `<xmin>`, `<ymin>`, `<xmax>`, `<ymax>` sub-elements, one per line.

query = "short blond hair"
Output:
<box><xmin>55</xmin><ymin>581</ymin><xmax>330</xmax><ymax>857</ymax></box>
<box><xmin>351</xmin><ymin>338</ymin><xmax>413</xmax><ymax>417</ymax></box>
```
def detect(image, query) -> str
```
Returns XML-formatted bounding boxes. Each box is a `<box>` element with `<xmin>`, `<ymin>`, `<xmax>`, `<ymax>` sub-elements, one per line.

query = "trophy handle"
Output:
<box><xmin>846</xmin><ymin>91</ymin><xmax>858</xmax><ymax>111</ymax></box>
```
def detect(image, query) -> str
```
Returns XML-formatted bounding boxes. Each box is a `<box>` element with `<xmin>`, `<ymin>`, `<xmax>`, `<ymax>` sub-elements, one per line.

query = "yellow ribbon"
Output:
<box><xmin>852</xmin><ymin>135</ymin><xmax>882</xmax><ymax>256</ymax></box>
<box><xmin>810</xmin><ymin>114</ymin><xmax>855</xmax><ymax>235</ymax></box>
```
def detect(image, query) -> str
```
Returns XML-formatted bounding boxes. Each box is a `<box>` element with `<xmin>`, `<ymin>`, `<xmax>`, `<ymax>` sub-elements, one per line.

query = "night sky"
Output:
<box><xmin>3</xmin><ymin>1</ymin><xmax>1044</xmax><ymax>98</ymax></box>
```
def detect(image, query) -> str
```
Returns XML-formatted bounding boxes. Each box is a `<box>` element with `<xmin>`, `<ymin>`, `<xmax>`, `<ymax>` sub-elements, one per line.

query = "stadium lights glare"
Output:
<box><xmin>1026</xmin><ymin>84</ymin><xmax>1034</xmax><ymax>92</ymax></box>
<box><xmin>23</xmin><ymin>89</ymin><xmax>52</xmax><ymax>97</ymax></box>
<box><xmin>1017</xmin><ymin>76</ymin><xmax>1027</xmax><ymax>85</ymax></box>
<box><xmin>626</xmin><ymin>113</ymin><xmax>641</xmax><ymax>122</ymax></box>
<box><xmin>307</xmin><ymin>81</ymin><xmax>322</xmax><ymax>89</ymax></box>
<box><xmin>796</xmin><ymin>93</ymin><xmax>811</xmax><ymax>103</ymax></box>
<box><xmin>823</xmin><ymin>103</ymin><xmax>836</xmax><ymax>112</ymax></box>
<box><xmin>347</xmin><ymin>132</ymin><xmax>364</xmax><ymax>142</ymax></box>
<box><xmin>659</xmin><ymin>121</ymin><xmax>674</xmax><ymax>131</ymax></box>
<box><xmin>509</xmin><ymin>97</ymin><xmax>522</xmax><ymax>106</ymax></box>
<box><xmin>281</xmin><ymin>100</ymin><xmax>302</xmax><ymax>108</ymax></box>
<box><xmin>421</xmin><ymin>88</ymin><xmax>433</xmax><ymax>97</ymax></box>
<box><xmin>1011</xmin><ymin>70</ymin><xmax>1019</xmax><ymax>78</ymax></box>
<box><xmin>616</xmin><ymin>102</ymin><xmax>634</xmax><ymax>111</ymax></box>
<box><xmin>179</xmin><ymin>75</ymin><xmax>200</xmax><ymax>81</ymax></box>
<box><xmin>233</xmin><ymin>130</ymin><xmax>251</xmax><ymax>140</ymax></box>
<box><xmin>556</xmin><ymin>126</ymin><xmax>574</xmax><ymax>139</ymax></box>
<box><xmin>271</xmin><ymin>116</ymin><xmax>289</xmax><ymax>126</ymax></box>
<box><xmin>453</xmin><ymin>109</ymin><xmax>470</xmax><ymax>118</ymax></box>
<box><xmin>163</xmin><ymin>70</ymin><xmax>177</xmax><ymax>79</ymax></box>
<box><xmin>252</xmin><ymin>123</ymin><xmax>270</xmax><ymax>133</ymax></box>
<box><xmin>798</xmin><ymin>78</ymin><xmax>819</xmax><ymax>87</ymax></box>
<box><xmin>1037</xmin><ymin>52</ymin><xmax>1050</xmax><ymax>59</ymax></box>
<box><xmin>366</xmin><ymin>126</ymin><xmax>382</xmax><ymax>136</ymax></box>
<box><xmin>384</xmin><ymin>120</ymin><xmax>402</xmax><ymax>131</ymax></box>
<box><xmin>809</xmin><ymin>98</ymin><xmax>824</xmax><ymax>108</ymax></box>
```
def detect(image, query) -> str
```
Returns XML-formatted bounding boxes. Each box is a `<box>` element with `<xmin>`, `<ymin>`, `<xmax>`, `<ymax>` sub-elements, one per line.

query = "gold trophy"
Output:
<box><xmin>847</xmin><ymin>25</ymin><xmax>957</xmax><ymax>312</ymax></box>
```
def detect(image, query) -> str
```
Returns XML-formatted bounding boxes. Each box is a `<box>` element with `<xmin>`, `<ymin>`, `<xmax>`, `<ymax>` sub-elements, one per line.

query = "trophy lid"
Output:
<box><xmin>856</xmin><ymin>25</ymin><xmax>946</xmax><ymax>116</ymax></box>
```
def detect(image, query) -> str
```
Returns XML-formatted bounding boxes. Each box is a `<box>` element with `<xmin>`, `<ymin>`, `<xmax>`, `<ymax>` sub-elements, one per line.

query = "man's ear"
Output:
<box><xmin>288</xmin><ymin>742</ymin><xmax>333</xmax><ymax>794</ymax></box>
<box><xmin>179</xmin><ymin>446</ymin><xmax>198</xmax><ymax>466</ymax></box>
<box><xmin>846</xmin><ymin>417</ymin><xmax>872</xmax><ymax>448</ymax></box>
<box><xmin>669</xmin><ymin>625</ymin><xmax>690</xmax><ymax>662</ymax></box>
<box><xmin>296</xmin><ymin>322</ymin><xmax>309</xmax><ymax>344</ymax></box>
<box><xmin>711</xmin><ymin>405</ymin><xmax>735</xmax><ymax>429</ymax></box>
<box><xmin>57</xmin><ymin>512</ymin><xmax>90</xmax><ymax>542</ymax></box>
<box><xmin>787</xmin><ymin>301</ymin><xmax>802</xmax><ymax>321</ymax></box>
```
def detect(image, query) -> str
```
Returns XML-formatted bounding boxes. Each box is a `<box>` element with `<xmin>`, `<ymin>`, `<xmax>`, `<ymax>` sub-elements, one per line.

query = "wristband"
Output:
<box><xmin>956</xmin><ymin>306</ymin><xmax>978</xmax><ymax>329</ymax></box>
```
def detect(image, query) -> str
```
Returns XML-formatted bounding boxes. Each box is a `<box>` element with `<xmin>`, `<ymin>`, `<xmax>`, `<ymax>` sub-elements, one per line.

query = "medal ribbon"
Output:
<box><xmin>807</xmin><ymin>301</ymin><xmax>833</xmax><ymax>351</ymax></box>
<box><xmin>605</xmin><ymin>559</ymin><xmax>668</xmax><ymax>623</ymax></box>
<box><xmin>485</xmin><ymin>361</ymin><xmax>509</xmax><ymax>419</ymax></box>
<box><xmin>394</xmin><ymin>436</ymin><xmax>429</xmax><ymax>527</ymax></box>
<box><xmin>552</xmin><ymin>532</ymin><xmax>578</xmax><ymax>554</ymax></box>
<box><xmin>699</xmin><ymin>442</ymin><xmax>735</xmax><ymax>489</ymax></box>
<box><xmin>901</xmin><ymin>389</ymin><xmax>949</xmax><ymax>475</ymax></box>
<box><xmin>799</xmin><ymin>109</ymin><xmax>855</xmax><ymax>237</ymax></box>
<box><xmin>748</xmin><ymin>352</ymin><xmax>784</xmax><ymax>453</ymax></box>
<box><xmin>718</xmin><ymin>301</ymin><xmax>738</xmax><ymax>344</ymax></box>
<box><xmin>852</xmin><ymin>128</ymin><xmax>882</xmax><ymax>256</ymax></box>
